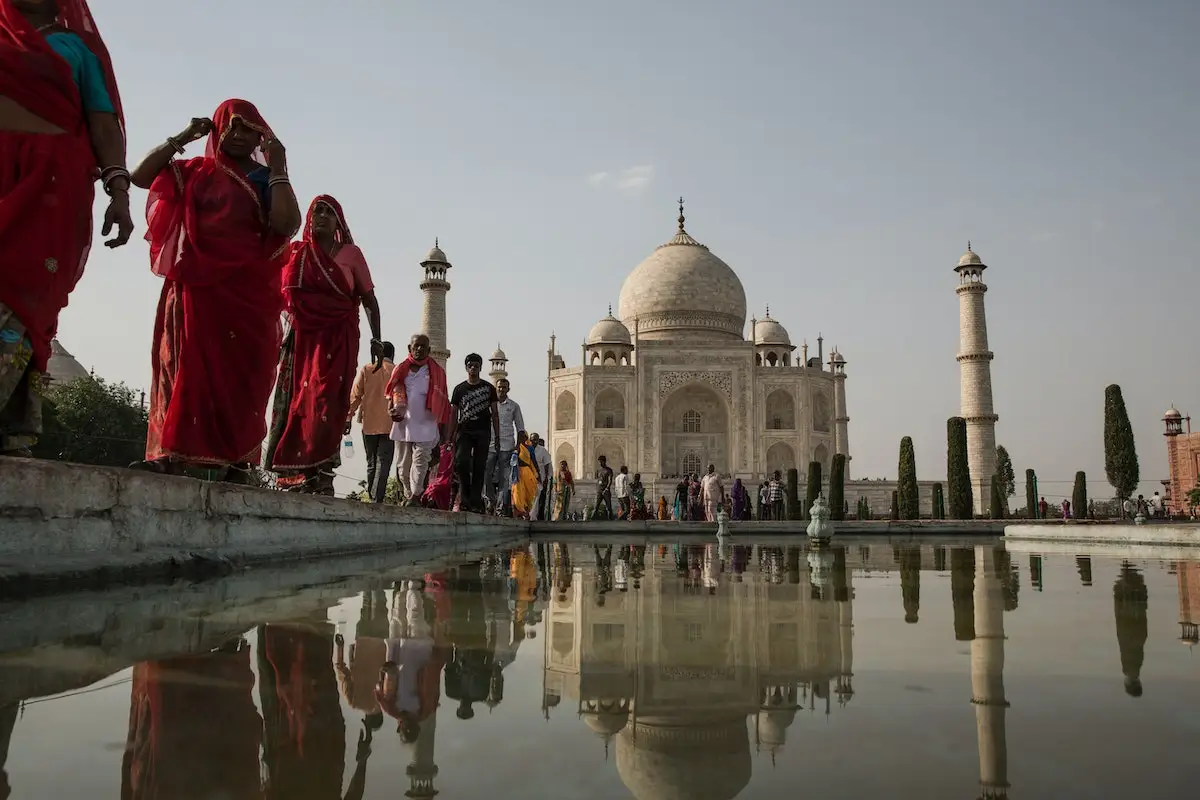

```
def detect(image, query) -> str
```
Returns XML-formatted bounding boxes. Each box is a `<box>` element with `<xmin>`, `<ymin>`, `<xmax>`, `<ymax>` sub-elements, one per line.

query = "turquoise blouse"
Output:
<box><xmin>45</xmin><ymin>31</ymin><xmax>114</xmax><ymax>114</ymax></box>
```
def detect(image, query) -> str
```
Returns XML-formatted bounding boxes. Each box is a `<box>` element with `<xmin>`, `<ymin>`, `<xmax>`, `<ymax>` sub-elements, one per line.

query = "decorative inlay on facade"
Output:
<box><xmin>956</xmin><ymin>352</ymin><xmax>994</xmax><ymax>362</ymax></box>
<box><xmin>632</xmin><ymin>312</ymin><xmax>743</xmax><ymax>336</ymax></box>
<box><xmin>658</xmin><ymin>370</ymin><xmax>733</xmax><ymax>401</ymax></box>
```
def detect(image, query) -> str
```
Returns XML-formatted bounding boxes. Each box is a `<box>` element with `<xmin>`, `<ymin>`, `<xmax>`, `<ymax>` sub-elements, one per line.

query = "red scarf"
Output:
<box><xmin>267</xmin><ymin>196</ymin><xmax>361</xmax><ymax>470</ymax></box>
<box><xmin>385</xmin><ymin>356</ymin><xmax>451</xmax><ymax>425</ymax></box>
<box><xmin>0</xmin><ymin>0</ymin><xmax>123</xmax><ymax>371</ymax></box>
<box><xmin>144</xmin><ymin>100</ymin><xmax>289</xmax><ymax>465</ymax></box>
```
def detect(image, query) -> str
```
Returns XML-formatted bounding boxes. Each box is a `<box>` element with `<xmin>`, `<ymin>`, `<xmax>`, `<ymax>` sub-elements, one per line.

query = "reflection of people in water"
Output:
<box><xmin>334</xmin><ymin>590</ymin><xmax>389</xmax><ymax>729</ymax></box>
<box><xmin>1113</xmin><ymin>562</ymin><xmax>1149</xmax><ymax>697</ymax></box>
<box><xmin>120</xmin><ymin>638</ymin><xmax>261</xmax><ymax>800</ymax></box>
<box><xmin>446</xmin><ymin>564</ymin><xmax>495</xmax><ymax>719</ymax></box>
<box><xmin>258</xmin><ymin>622</ymin><xmax>346</xmax><ymax>800</ymax></box>
<box><xmin>375</xmin><ymin>581</ymin><xmax>447</xmax><ymax>742</ymax></box>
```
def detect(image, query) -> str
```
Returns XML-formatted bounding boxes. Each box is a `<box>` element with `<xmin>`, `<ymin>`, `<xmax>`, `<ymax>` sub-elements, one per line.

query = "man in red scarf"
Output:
<box><xmin>0</xmin><ymin>0</ymin><xmax>132</xmax><ymax>455</ymax></box>
<box><xmin>386</xmin><ymin>334</ymin><xmax>450</xmax><ymax>502</ymax></box>
<box><xmin>264</xmin><ymin>195</ymin><xmax>382</xmax><ymax>495</ymax></box>
<box><xmin>130</xmin><ymin>99</ymin><xmax>301</xmax><ymax>482</ymax></box>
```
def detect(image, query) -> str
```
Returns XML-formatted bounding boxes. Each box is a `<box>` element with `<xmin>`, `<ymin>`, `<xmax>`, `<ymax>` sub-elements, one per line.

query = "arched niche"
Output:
<box><xmin>765</xmin><ymin>389</ymin><xmax>795</xmax><ymax>430</ymax></box>
<box><xmin>594</xmin><ymin>388</ymin><xmax>625</xmax><ymax>429</ymax></box>
<box><xmin>659</xmin><ymin>383</ymin><xmax>729</xmax><ymax>475</ymax></box>
<box><xmin>555</xmin><ymin>391</ymin><xmax>577</xmax><ymax>431</ymax></box>
<box><xmin>813</xmin><ymin>443</ymin><xmax>830</xmax><ymax>473</ymax></box>
<box><xmin>813</xmin><ymin>392</ymin><xmax>832</xmax><ymax>433</ymax></box>
<box><xmin>766</xmin><ymin>441</ymin><xmax>796</xmax><ymax>477</ymax></box>
<box><xmin>554</xmin><ymin>442</ymin><xmax>576</xmax><ymax>475</ymax></box>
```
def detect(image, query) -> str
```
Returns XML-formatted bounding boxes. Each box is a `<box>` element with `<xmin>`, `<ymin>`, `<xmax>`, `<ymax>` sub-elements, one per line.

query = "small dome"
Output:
<box><xmin>957</xmin><ymin>243</ymin><xmax>985</xmax><ymax>268</ymax></box>
<box><xmin>1164</xmin><ymin>406</ymin><xmax>1182</xmax><ymax>419</ymax></box>
<box><xmin>832</xmin><ymin>349</ymin><xmax>845</xmax><ymax>365</ymax></box>
<box><xmin>46</xmin><ymin>339</ymin><xmax>92</xmax><ymax>387</ymax></box>
<box><xmin>753</xmin><ymin>312</ymin><xmax>791</xmax><ymax>346</ymax></box>
<box><xmin>491</xmin><ymin>345</ymin><xmax>508</xmax><ymax>361</ymax></box>
<box><xmin>583</xmin><ymin>710</ymin><xmax>629</xmax><ymax>738</ymax></box>
<box><xmin>422</xmin><ymin>240</ymin><xmax>450</xmax><ymax>266</ymax></box>
<box><xmin>756</xmin><ymin>708</ymin><xmax>798</xmax><ymax>750</ymax></box>
<box><xmin>587</xmin><ymin>308</ymin><xmax>632</xmax><ymax>346</ymax></box>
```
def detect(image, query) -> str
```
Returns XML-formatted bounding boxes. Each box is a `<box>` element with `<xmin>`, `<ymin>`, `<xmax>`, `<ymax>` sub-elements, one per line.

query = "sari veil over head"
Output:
<box><xmin>144</xmin><ymin>99</ymin><xmax>290</xmax><ymax>465</ymax></box>
<box><xmin>0</xmin><ymin>0</ymin><xmax>123</xmax><ymax>371</ymax></box>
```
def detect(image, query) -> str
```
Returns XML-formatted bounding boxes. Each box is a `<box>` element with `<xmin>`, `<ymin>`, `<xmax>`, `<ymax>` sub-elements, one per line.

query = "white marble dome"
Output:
<box><xmin>587</xmin><ymin>309</ymin><xmax>632</xmax><ymax>345</ymax></box>
<box><xmin>753</xmin><ymin>312</ymin><xmax>791</xmax><ymax>346</ymax></box>
<box><xmin>617</xmin><ymin>208</ymin><xmax>747</xmax><ymax>342</ymax></box>
<box><xmin>422</xmin><ymin>241</ymin><xmax>450</xmax><ymax>265</ymax></box>
<box><xmin>957</xmin><ymin>245</ymin><xmax>984</xmax><ymax>268</ymax></box>
<box><xmin>616</xmin><ymin>718</ymin><xmax>751</xmax><ymax>800</ymax></box>
<box><xmin>46</xmin><ymin>339</ymin><xmax>91</xmax><ymax>387</ymax></box>
<box><xmin>491</xmin><ymin>345</ymin><xmax>507</xmax><ymax>361</ymax></box>
<box><xmin>1164</xmin><ymin>406</ymin><xmax>1182</xmax><ymax>419</ymax></box>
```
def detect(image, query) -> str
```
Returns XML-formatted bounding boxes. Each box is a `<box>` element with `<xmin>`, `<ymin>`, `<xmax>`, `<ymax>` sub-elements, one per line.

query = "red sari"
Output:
<box><xmin>0</xmin><ymin>0</ymin><xmax>123</xmax><ymax>371</ymax></box>
<box><xmin>265</xmin><ymin>195</ymin><xmax>361</xmax><ymax>472</ymax></box>
<box><xmin>144</xmin><ymin>99</ymin><xmax>289</xmax><ymax>466</ymax></box>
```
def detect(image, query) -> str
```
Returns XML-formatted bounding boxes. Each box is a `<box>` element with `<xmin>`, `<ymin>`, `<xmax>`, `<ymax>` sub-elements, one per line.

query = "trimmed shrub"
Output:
<box><xmin>889</xmin><ymin>490</ymin><xmax>900</xmax><ymax>521</ymax></box>
<box><xmin>829</xmin><ymin>454</ymin><xmax>847</xmax><ymax>521</ymax></box>
<box><xmin>1104</xmin><ymin>384</ymin><xmax>1139</xmax><ymax>501</ymax></box>
<box><xmin>786</xmin><ymin>468</ymin><xmax>800</xmax><ymax>521</ymax></box>
<box><xmin>1072</xmin><ymin>471</ymin><xmax>1088</xmax><ymax>520</ymax></box>
<box><xmin>931</xmin><ymin>482</ymin><xmax>945</xmax><ymax>520</ymax></box>
<box><xmin>1025</xmin><ymin>468</ymin><xmax>1038</xmax><ymax>519</ymax></box>
<box><xmin>946</xmin><ymin>417</ymin><xmax>973</xmax><ymax>519</ymax></box>
<box><xmin>990</xmin><ymin>474</ymin><xmax>1005</xmax><ymax>520</ymax></box>
<box><xmin>805</xmin><ymin>461</ymin><xmax>822</xmax><ymax>517</ymax></box>
<box><xmin>898</xmin><ymin>436</ymin><xmax>919</xmax><ymax>520</ymax></box>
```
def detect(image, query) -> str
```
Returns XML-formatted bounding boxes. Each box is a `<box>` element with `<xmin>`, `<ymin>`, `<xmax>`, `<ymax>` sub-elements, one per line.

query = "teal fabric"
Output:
<box><xmin>45</xmin><ymin>31</ymin><xmax>114</xmax><ymax>114</ymax></box>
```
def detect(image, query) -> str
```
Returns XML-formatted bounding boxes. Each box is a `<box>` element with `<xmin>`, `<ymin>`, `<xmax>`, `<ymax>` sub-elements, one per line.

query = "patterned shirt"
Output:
<box><xmin>766</xmin><ymin>479</ymin><xmax>784</xmax><ymax>503</ymax></box>
<box><xmin>450</xmin><ymin>380</ymin><xmax>498</xmax><ymax>436</ymax></box>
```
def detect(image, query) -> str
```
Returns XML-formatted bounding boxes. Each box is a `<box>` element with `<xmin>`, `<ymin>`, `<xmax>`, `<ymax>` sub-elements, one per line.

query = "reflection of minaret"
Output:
<box><xmin>833</xmin><ymin>548</ymin><xmax>854</xmax><ymax>704</ymax></box>
<box><xmin>419</xmin><ymin>240</ymin><xmax>452</xmax><ymax>365</ymax></box>
<box><xmin>1179</xmin><ymin>562</ymin><xmax>1200</xmax><ymax>646</ymax></box>
<box><xmin>1113</xmin><ymin>562</ymin><xmax>1148</xmax><ymax>697</ymax></box>
<box><xmin>406</xmin><ymin>708</ymin><xmax>439</xmax><ymax>798</ymax></box>
<box><xmin>971</xmin><ymin>546</ymin><xmax>1009</xmax><ymax>799</ymax></box>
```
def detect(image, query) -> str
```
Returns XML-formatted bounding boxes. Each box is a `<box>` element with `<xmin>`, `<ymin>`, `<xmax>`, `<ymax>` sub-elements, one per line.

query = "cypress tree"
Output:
<box><xmin>786</xmin><ymin>468</ymin><xmax>800</xmax><ymax>521</ymax></box>
<box><xmin>1103</xmin><ymin>384</ymin><xmax>1140</xmax><ymax>501</ymax></box>
<box><xmin>990</xmin><ymin>474</ymin><xmax>1005</xmax><ymax>520</ymax></box>
<box><xmin>889</xmin><ymin>490</ymin><xmax>900</xmax><ymax>521</ymax></box>
<box><xmin>806</xmin><ymin>460</ymin><xmax>822</xmax><ymax>515</ymax></box>
<box><xmin>897</xmin><ymin>436</ymin><xmax>919</xmax><ymax>520</ymax></box>
<box><xmin>931</xmin><ymin>483</ymin><xmax>945</xmax><ymax>520</ymax></box>
<box><xmin>862</xmin><ymin>499</ymin><xmax>871</xmax><ymax>520</ymax></box>
<box><xmin>829</xmin><ymin>454</ymin><xmax>846</xmax><ymax>521</ymax></box>
<box><xmin>1072</xmin><ymin>471</ymin><xmax>1088</xmax><ymax>520</ymax></box>
<box><xmin>1025</xmin><ymin>468</ymin><xmax>1038</xmax><ymax>519</ymax></box>
<box><xmin>995</xmin><ymin>445</ymin><xmax>1016</xmax><ymax>498</ymax></box>
<box><xmin>946</xmin><ymin>417</ymin><xmax>973</xmax><ymax>520</ymax></box>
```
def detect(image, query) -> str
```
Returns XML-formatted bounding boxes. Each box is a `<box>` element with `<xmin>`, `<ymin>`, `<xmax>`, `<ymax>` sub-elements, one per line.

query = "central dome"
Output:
<box><xmin>617</xmin><ymin>204</ymin><xmax>747</xmax><ymax>342</ymax></box>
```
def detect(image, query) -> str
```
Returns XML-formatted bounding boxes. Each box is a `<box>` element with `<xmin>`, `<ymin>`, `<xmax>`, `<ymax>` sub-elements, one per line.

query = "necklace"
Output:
<box><xmin>35</xmin><ymin>23</ymin><xmax>55</xmax><ymax>33</ymax></box>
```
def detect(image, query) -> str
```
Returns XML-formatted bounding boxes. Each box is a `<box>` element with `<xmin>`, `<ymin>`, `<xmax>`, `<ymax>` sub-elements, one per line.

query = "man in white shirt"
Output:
<box><xmin>700</xmin><ymin>464</ymin><xmax>725</xmax><ymax>522</ymax></box>
<box><xmin>530</xmin><ymin>433</ymin><xmax>553</xmax><ymax>520</ymax></box>
<box><xmin>613</xmin><ymin>466</ymin><xmax>631</xmax><ymax>519</ymax></box>
<box><xmin>485</xmin><ymin>378</ymin><xmax>525</xmax><ymax>515</ymax></box>
<box><xmin>390</xmin><ymin>334</ymin><xmax>445</xmax><ymax>502</ymax></box>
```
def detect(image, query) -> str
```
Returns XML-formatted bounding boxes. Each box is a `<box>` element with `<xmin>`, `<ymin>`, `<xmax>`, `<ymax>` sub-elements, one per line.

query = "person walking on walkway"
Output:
<box><xmin>264</xmin><ymin>195</ymin><xmax>381</xmax><ymax>495</ymax></box>
<box><xmin>386</xmin><ymin>334</ymin><xmax>449</xmax><ymax>502</ymax></box>
<box><xmin>0</xmin><ymin>0</ymin><xmax>132</xmax><ymax>456</ymax></box>
<box><xmin>700</xmin><ymin>464</ymin><xmax>725</xmax><ymax>522</ymax></box>
<box><xmin>447</xmin><ymin>353</ymin><xmax>499</xmax><ymax>513</ymax></box>
<box><xmin>131</xmin><ymin>99</ymin><xmax>301</xmax><ymax>481</ymax></box>
<box><xmin>484</xmin><ymin>377</ymin><xmax>524</xmax><ymax>515</ymax></box>
<box><xmin>348</xmin><ymin>341</ymin><xmax>395</xmax><ymax>503</ymax></box>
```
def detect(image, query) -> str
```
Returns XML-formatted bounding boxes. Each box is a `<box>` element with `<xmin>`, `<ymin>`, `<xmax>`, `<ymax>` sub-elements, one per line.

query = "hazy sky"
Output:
<box><xmin>63</xmin><ymin>0</ymin><xmax>1198</xmax><ymax>498</ymax></box>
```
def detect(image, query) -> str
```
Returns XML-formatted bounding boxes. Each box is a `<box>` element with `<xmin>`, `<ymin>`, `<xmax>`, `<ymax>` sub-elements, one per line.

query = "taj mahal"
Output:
<box><xmin>545</xmin><ymin>200</ymin><xmax>849</xmax><ymax>497</ymax></box>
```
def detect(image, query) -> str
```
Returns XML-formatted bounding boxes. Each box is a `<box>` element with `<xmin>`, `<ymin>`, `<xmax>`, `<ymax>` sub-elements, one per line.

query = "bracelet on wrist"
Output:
<box><xmin>166</xmin><ymin>136</ymin><xmax>186</xmax><ymax>154</ymax></box>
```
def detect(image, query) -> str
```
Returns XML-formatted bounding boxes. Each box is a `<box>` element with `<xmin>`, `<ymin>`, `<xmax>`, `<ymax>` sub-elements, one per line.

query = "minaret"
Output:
<box><xmin>829</xmin><ymin>348</ymin><xmax>850</xmax><ymax>478</ymax></box>
<box><xmin>971</xmin><ymin>546</ymin><xmax>1009</xmax><ymax>799</ymax></box>
<box><xmin>419</xmin><ymin>240</ymin><xmax>452</xmax><ymax>365</ymax></box>
<box><xmin>405</xmin><ymin>708</ymin><xmax>439</xmax><ymax>798</ymax></box>
<box><xmin>955</xmin><ymin>243</ymin><xmax>999</xmax><ymax>515</ymax></box>
<box><xmin>489</xmin><ymin>344</ymin><xmax>509</xmax><ymax>383</ymax></box>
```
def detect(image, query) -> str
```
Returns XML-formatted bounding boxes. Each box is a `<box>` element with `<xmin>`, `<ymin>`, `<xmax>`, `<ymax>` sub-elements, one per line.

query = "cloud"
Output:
<box><xmin>586</xmin><ymin>165</ymin><xmax>655</xmax><ymax>195</ymax></box>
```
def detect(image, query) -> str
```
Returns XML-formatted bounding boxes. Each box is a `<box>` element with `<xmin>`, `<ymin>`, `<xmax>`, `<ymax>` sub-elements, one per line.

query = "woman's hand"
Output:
<box><xmin>102</xmin><ymin>191</ymin><xmax>134</xmax><ymax>248</ymax></box>
<box><xmin>263</xmin><ymin>137</ymin><xmax>287</xmax><ymax>174</ymax></box>
<box><xmin>180</xmin><ymin>117</ymin><xmax>213</xmax><ymax>144</ymax></box>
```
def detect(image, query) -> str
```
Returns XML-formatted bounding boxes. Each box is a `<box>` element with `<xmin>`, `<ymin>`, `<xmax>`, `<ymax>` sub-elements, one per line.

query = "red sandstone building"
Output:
<box><xmin>1163</xmin><ymin>407</ymin><xmax>1200</xmax><ymax>516</ymax></box>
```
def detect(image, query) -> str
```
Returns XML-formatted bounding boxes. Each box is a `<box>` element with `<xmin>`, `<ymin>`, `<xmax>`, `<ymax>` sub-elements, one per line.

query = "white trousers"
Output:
<box><xmin>396</xmin><ymin>440</ymin><xmax>437</xmax><ymax>500</ymax></box>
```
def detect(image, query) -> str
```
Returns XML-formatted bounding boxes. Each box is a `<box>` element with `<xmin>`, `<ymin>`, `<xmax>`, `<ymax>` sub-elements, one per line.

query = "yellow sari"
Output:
<box><xmin>511</xmin><ymin>444</ymin><xmax>539</xmax><ymax>517</ymax></box>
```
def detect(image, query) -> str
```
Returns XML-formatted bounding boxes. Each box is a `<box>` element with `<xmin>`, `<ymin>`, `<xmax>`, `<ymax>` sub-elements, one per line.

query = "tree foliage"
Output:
<box><xmin>32</xmin><ymin>377</ymin><xmax>147</xmax><ymax>467</ymax></box>
<box><xmin>990</xmin><ymin>474</ymin><xmax>1005</xmax><ymax>520</ymax></box>
<box><xmin>946</xmin><ymin>417</ymin><xmax>973</xmax><ymax>520</ymax></box>
<box><xmin>805</xmin><ymin>460</ymin><xmax>822</xmax><ymax>518</ymax></box>
<box><xmin>786</xmin><ymin>468</ymin><xmax>800</xmax><ymax>521</ymax></box>
<box><xmin>995</xmin><ymin>445</ymin><xmax>1016</xmax><ymax>497</ymax></box>
<box><xmin>1103</xmin><ymin>384</ymin><xmax>1140</xmax><ymax>500</ymax></box>
<box><xmin>1072</xmin><ymin>471</ymin><xmax>1088</xmax><ymax>520</ymax></box>
<box><xmin>931</xmin><ymin>483</ymin><xmax>945</xmax><ymax>520</ymax></box>
<box><xmin>897</xmin><ymin>436</ymin><xmax>919</xmax><ymax>520</ymax></box>
<box><xmin>1025</xmin><ymin>468</ymin><xmax>1038</xmax><ymax>519</ymax></box>
<box><xmin>889</xmin><ymin>490</ymin><xmax>900</xmax><ymax>521</ymax></box>
<box><xmin>829</xmin><ymin>453</ymin><xmax>846</xmax><ymax>521</ymax></box>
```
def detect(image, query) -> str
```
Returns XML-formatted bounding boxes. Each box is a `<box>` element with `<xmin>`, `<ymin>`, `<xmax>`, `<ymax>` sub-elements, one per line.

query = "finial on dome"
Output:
<box><xmin>607</xmin><ymin>303</ymin><xmax>613</xmax><ymax>316</ymax></box>
<box><xmin>765</xmin><ymin>304</ymin><xmax>771</xmax><ymax>318</ymax></box>
<box><xmin>677</xmin><ymin>196</ymin><xmax>686</xmax><ymax>232</ymax></box>
<box><xmin>435</xmin><ymin>237</ymin><xmax>439</xmax><ymax>248</ymax></box>
<box><xmin>967</xmin><ymin>239</ymin><xmax>972</xmax><ymax>251</ymax></box>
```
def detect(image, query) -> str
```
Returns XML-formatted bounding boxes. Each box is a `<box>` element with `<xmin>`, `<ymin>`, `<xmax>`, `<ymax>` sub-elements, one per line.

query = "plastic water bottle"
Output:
<box><xmin>342</xmin><ymin>436</ymin><xmax>355</xmax><ymax>460</ymax></box>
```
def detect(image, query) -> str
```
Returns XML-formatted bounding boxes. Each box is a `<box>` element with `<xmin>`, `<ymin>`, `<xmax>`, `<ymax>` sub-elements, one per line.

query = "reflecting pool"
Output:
<box><xmin>1</xmin><ymin>539</ymin><xmax>1198</xmax><ymax>798</ymax></box>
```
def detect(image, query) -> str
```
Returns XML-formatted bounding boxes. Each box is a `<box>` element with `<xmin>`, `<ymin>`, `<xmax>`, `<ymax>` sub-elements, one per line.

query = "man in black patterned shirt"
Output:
<box><xmin>447</xmin><ymin>354</ymin><xmax>500</xmax><ymax>513</ymax></box>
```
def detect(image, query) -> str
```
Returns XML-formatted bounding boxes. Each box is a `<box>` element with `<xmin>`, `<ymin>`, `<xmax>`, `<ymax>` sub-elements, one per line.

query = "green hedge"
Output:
<box><xmin>946</xmin><ymin>417</ymin><xmax>973</xmax><ymax>519</ymax></box>
<box><xmin>898</xmin><ymin>436</ymin><xmax>919</xmax><ymax>520</ymax></box>
<box><xmin>1072</xmin><ymin>471</ymin><xmax>1088</xmax><ymax>520</ymax></box>
<box><xmin>829</xmin><ymin>454</ymin><xmax>846</xmax><ymax>521</ymax></box>
<box><xmin>786</xmin><ymin>468</ymin><xmax>800</xmax><ymax>521</ymax></box>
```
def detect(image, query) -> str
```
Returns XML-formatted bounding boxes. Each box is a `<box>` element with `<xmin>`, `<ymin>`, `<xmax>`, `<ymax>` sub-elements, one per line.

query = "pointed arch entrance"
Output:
<box><xmin>660</xmin><ymin>383</ymin><xmax>729</xmax><ymax>476</ymax></box>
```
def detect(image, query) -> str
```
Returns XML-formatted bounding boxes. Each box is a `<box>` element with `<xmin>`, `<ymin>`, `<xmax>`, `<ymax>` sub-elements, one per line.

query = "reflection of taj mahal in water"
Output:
<box><xmin>539</xmin><ymin>545</ymin><xmax>1010</xmax><ymax>799</ymax></box>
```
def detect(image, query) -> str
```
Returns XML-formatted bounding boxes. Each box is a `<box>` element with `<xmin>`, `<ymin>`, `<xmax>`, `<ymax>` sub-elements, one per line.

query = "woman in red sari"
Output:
<box><xmin>0</xmin><ymin>0</ymin><xmax>133</xmax><ymax>456</ymax></box>
<box><xmin>264</xmin><ymin>195</ymin><xmax>382</xmax><ymax>494</ymax></box>
<box><xmin>129</xmin><ymin>99</ymin><xmax>301</xmax><ymax>482</ymax></box>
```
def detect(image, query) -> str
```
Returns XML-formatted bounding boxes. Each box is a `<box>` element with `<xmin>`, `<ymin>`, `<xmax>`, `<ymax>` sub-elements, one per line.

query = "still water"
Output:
<box><xmin>1</xmin><ymin>539</ymin><xmax>1198</xmax><ymax>799</ymax></box>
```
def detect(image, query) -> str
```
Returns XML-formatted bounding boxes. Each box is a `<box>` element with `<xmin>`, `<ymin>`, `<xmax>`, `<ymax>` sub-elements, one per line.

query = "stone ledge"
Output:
<box><xmin>0</xmin><ymin>457</ymin><xmax>529</xmax><ymax>593</ymax></box>
<box><xmin>1004</xmin><ymin>522</ymin><xmax>1200</xmax><ymax>548</ymax></box>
